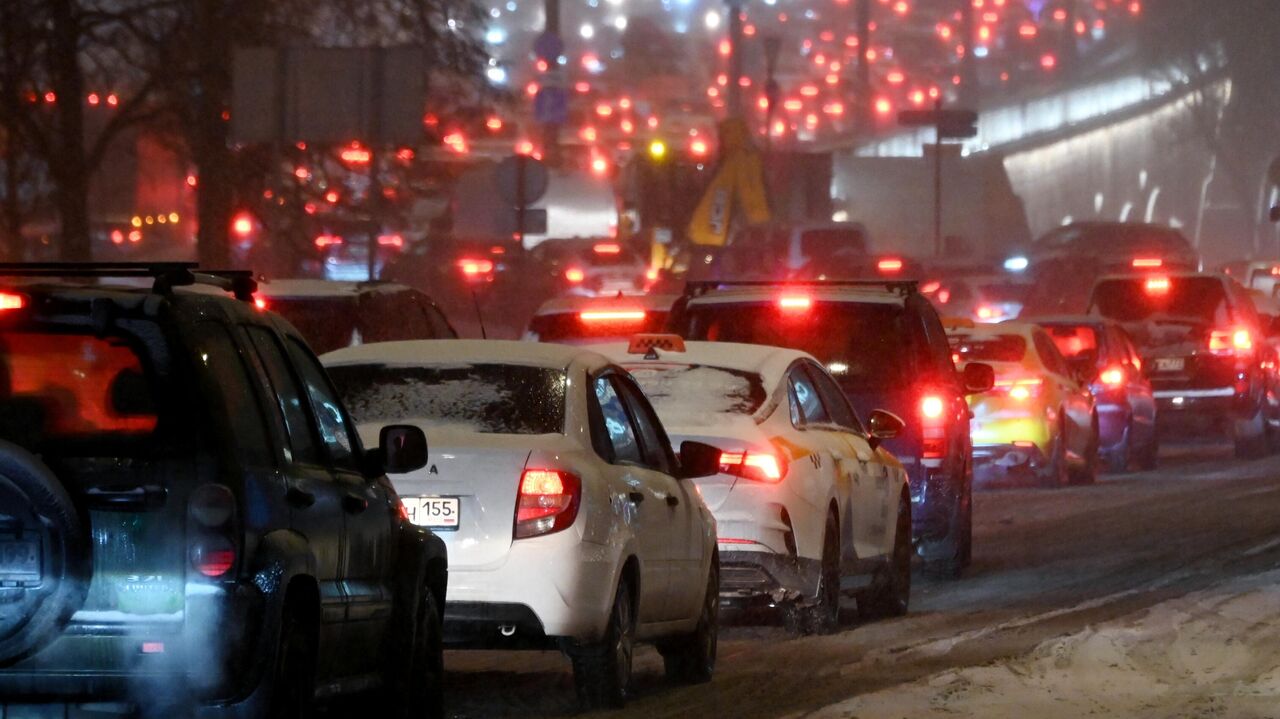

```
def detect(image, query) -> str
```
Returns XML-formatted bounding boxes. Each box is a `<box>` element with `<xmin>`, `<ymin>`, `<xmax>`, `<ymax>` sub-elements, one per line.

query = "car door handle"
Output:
<box><xmin>286</xmin><ymin>485</ymin><xmax>316</xmax><ymax>509</ymax></box>
<box><xmin>666</xmin><ymin>495</ymin><xmax>680</xmax><ymax>507</ymax></box>
<box><xmin>343</xmin><ymin>493</ymin><xmax>369</xmax><ymax>514</ymax></box>
<box><xmin>627</xmin><ymin>491</ymin><xmax>645</xmax><ymax>504</ymax></box>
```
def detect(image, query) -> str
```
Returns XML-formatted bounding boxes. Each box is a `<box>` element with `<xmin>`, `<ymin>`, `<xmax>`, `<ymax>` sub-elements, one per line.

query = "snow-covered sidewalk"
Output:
<box><xmin>812</xmin><ymin>567</ymin><xmax>1280</xmax><ymax>719</ymax></box>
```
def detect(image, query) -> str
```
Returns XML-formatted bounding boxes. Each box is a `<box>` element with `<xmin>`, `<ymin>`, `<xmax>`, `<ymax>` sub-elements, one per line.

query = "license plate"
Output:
<box><xmin>1154</xmin><ymin>357</ymin><xmax>1186</xmax><ymax>372</ymax></box>
<box><xmin>0</xmin><ymin>538</ymin><xmax>40</xmax><ymax>581</ymax></box>
<box><xmin>401</xmin><ymin>497</ymin><xmax>460</xmax><ymax>529</ymax></box>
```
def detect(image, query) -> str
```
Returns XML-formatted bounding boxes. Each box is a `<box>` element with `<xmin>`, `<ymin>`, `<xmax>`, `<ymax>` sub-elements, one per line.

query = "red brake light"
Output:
<box><xmin>1209</xmin><ymin>327</ymin><xmax>1253</xmax><ymax>355</ymax></box>
<box><xmin>190</xmin><ymin>537</ymin><xmax>235</xmax><ymax>578</ymax></box>
<box><xmin>1099</xmin><ymin>365</ymin><xmax>1125</xmax><ymax>387</ymax></box>
<box><xmin>975</xmin><ymin>305</ymin><xmax>995</xmax><ymax>320</ymax></box>
<box><xmin>253</xmin><ymin>297</ymin><xmax>267</xmax><ymax>311</ymax></box>
<box><xmin>1144</xmin><ymin>276</ymin><xmax>1171</xmax><ymax>295</ymax></box>
<box><xmin>996</xmin><ymin>377</ymin><xmax>1043</xmax><ymax>400</ymax></box>
<box><xmin>579</xmin><ymin>310</ymin><xmax>646</xmax><ymax>323</ymax></box>
<box><xmin>457</xmin><ymin>258</ymin><xmax>494</xmax><ymax>277</ymax></box>
<box><xmin>377</xmin><ymin>233</ymin><xmax>404</xmax><ymax>248</ymax></box>
<box><xmin>719</xmin><ymin>450</ymin><xmax>786</xmax><ymax>482</ymax></box>
<box><xmin>231</xmin><ymin>213</ymin><xmax>254</xmax><ymax>237</ymax></box>
<box><xmin>593</xmin><ymin>242</ymin><xmax>621</xmax><ymax>255</ymax></box>
<box><xmin>778</xmin><ymin>294</ymin><xmax>812</xmax><ymax>312</ymax></box>
<box><xmin>1132</xmin><ymin>257</ymin><xmax>1163</xmax><ymax>269</ymax></box>
<box><xmin>314</xmin><ymin>234</ymin><xmax>343</xmax><ymax>248</ymax></box>
<box><xmin>0</xmin><ymin>292</ymin><xmax>27</xmax><ymax>311</ymax></box>
<box><xmin>515</xmin><ymin>469</ymin><xmax>581</xmax><ymax>539</ymax></box>
<box><xmin>920</xmin><ymin>395</ymin><xmax>945</xmax><ymax>420</ymax></box>
<box><xmin>877</xmin><ymin>257</ymin><xmax>904</xmax><ymax>274</ymax></box>
<box><xmin>565</xmin><ymin>267</ymin><xmax>586</xmax><ymax>283</ymax></box>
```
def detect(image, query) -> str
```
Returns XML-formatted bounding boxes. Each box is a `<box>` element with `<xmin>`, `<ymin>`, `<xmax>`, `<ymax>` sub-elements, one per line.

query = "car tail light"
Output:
<box><xmin>565</xmin><ymin>267</ymin><xmax>586</xmax><ymax>283</ymax></box>
<box><xmin>645</xmin><ymin>267</ymin><xmax>660</xmax><ymax>283</ymax></box>
<box><xmin>515</xmin><ymin>469</ymin><xmax>581</xmax><ymax>539</ymax></box>
<box><xmin>593</xmin><ymin>242</ymin><xmax>621</xmax><ymax>255</ymax></box>
<box><xmin>314</xmin><ymin>234</ymin><xmax>343</xmax><ymax>248</ymax></box>
<box><xmin>778</xmin><ymin>294</ymin><xmax>812</xmax><ymax>312</ymax></box>
<box><xmin>190</xmin><ymin>484</ymin><xmax>236</xmax><ymax>527</ymax></box>
<box><xmin>253</xmin><ymin>297</ymin><xmax>268</xmax><ymax>311</ymax></box>
<box><xmin>719</xmin><ymin>450</ymin><xmax>786</xmax><ymax>482</ymax></box>
<box><xmin>1132</xmin><ymin>257</ymin><xmax>1163</xmax><ymax>269</ymax></box>
<box><xmin>0</xmin><ymin>292</ymin><xmax>28</xmax><ymax>311</ymax></box>
<box><xmin>1144</xmin><ymin>276</ymin><xmax>1171</xmax><ymax>295</ymax></box>
<box><xmin>1209</xmin><ymin>327</ymin><xmax>1253</xmax><ymax>356</ymax></box>
<box><xmin>920</xmin><ymin>280</ymin><xmax>941</xmax><ymax>294</ymax></box>
<box><xmin>190</xmin><ymin>536</ymin><xmax>236</xmax><ymax>577</ymax></box>
<box><xmin>579</xmin><ymin>310</ymin><xmax>645</xmax><ymax>323</ymax></box>
<box><xmin>1099</xmin><ymin>365</ymin><xmax>1125</xmax><ymax>388</ymax></box>
<box><xmin>457</xmin><ymin>258</ymin><xmax>494</xmax><ymax>277</ymax></box>
<box><xmin>377</xmin><ymin>233</ymin><xmax>404</xmax><ymax>248</ymax></box>
<box><xmin>975</xmin><ymin>305</ymin><xmax>995</xmax><ymax>321</ymax></box>
<box><xmin>877</xmin><ymin>257</ymin><xmax>904</xmax><ymax>274</ymax></box>
<box><xmin>920</xmin><ymin>393</ymin><xmax>949</xmax><ymax>458</ymax></box>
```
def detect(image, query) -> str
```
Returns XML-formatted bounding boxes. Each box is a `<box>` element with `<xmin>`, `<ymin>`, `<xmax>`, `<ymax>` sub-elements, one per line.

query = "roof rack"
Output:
<box><xmin>0</xmin><ymin>262</ymin><xmax>258</xmax><ymax>302</ymax></box>
<box><xmin>682</xmin><ymin>279</ymin><xmax>919</xmax><ymax>298</ymax></box>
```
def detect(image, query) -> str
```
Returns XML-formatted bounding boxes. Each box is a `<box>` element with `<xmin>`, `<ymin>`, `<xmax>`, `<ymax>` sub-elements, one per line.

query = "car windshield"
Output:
<box><xmin>949</xmin><ymin>333</ymin><xmax>1028</xmax><ymax>363</ymax></box>
<box><xmin>527</xmin><ymin>311</ymin><xmax>669</xmax><ymax>343</ymax></box>
<box><xmin>1091</xmin><ymin>277</ymin><xmax>1232</xmax><ymax>325</ymax></box>
<box><xmin>623</xmin><ymin>363</ymin><xmax>767</xmax><ymax>426</ymax></box>
<box><xmin>0</xmin><ymin>327</ymin><xmax>165</xmax><ymax>450</ymax></box>
<box><xmin>327</xmin><ymin>363</ymin><xmax>566</xmax><ymax>434</ymax></box>
<box><xmin>682</xmin><ymin>301</ymin><xmax>909</xmax><ymax>388</ymax></box>
<box><xmin>799</xmin><ymin>228</ymin><xmax>867</xmax><ymax>261</ymax></box>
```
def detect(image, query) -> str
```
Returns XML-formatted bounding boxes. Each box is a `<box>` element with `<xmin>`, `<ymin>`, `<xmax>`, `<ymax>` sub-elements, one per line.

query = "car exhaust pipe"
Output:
<box><xmin>499</xmin><ymin>624</ymin><xmax>517</xmax><ymax>637</ymax></box>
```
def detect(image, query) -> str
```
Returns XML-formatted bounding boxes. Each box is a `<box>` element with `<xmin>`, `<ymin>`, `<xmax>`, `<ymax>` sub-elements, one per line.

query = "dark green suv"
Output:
<box><xmin>0</xmin><ymin>263</ymin><xmax>446</xmax><ymax>718</ymax></box>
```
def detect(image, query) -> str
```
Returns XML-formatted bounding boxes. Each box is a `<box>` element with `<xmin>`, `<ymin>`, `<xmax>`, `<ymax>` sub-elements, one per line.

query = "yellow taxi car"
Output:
<box><xmin>945</xmin><ymin>320</ymin><xmax>1099</xmax><ymax>488</ymax></box>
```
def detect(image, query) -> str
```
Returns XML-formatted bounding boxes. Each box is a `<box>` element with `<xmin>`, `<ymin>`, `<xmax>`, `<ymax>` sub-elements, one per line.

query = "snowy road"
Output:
<box><xmin>439</xmin><ymin>442</ymin><xmax>1280</xmax><ymax>718</ymax></box>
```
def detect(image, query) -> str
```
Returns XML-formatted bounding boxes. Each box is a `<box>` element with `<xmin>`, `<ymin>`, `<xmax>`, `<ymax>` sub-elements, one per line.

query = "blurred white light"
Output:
<box><xmin>447</xmin><ymin>18</ymin><xmax>458</xmax><ymax>29</ymax></box>
<box><xmin>974</xmin><ymin>46</ymin><xmax>989</xmax><ymax>58</ymax></box>
<box><xmin>505</xmin><ymin>1</ymin><xmax>516</xmax><ymax>10</ymax></box>
<box><xmin>579</xmin><ymin>22</ymin><xmax>594</xmax><ymax>39</ymax></box>
<box><xmin>674</xmin><ymin>21</ymin><xmax>688</xmax><ymax>33</ymax></box>
<box><xmin>1003</xmin><ymin>256</ymin><xmax>1029</xmax><ymax>272</ymax></box>
<box><xmin>613</xmin><ymin>15</ymin><xmax>628</xmax><ymax>30</ymax></box>
<box><xmin>486</xmin><ymin>66</ymin><xmax>508</xmax><ymax>84</ymax></box>
<box><xmin>704</xmin><ymin>10</ymin><xmax>721</xmax><ymax>30</ymax></box>
<box><xmin>804</xmin><ymin>9</ymin><xmax>816</xmax><ymax>19</ymax></box>
<box><xmin>764</xmin><ymin>0</ymin><xmax>777</xmax><ymax>5</ymax></box>
<box><xmin>831</xmin><ymin>210</ymin><xmax>849</xmax><ymax>222</ymax></box>
<box><xmin>486</xmin><ymin>27</ymin><xmax>507</xmax><ymax>44</ymax></box>
<box><xmin>489</xmin><ymin>8</ymin><xmax>500</xmax><ymax>18</ymax></box>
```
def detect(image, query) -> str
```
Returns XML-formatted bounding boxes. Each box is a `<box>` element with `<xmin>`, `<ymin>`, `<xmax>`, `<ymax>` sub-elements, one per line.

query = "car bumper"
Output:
<box><xmin>717</xmin><ymin>549</ymin><xmax>821</xmax><ymax>609</ymax></box>
<box><xmin>972</xmin><ymin>442</ymin><xmax>1050</xmax><ymax>486</ymax></box>
<box><xmin>443</xmin><ymin>531</ymin><xmax>618</xmax><ymax>644</ymax></box>
<box><xmin>1095</xmin><ymin>402</ymin><xmax>1130</xmax><ymax>451</ymax></box>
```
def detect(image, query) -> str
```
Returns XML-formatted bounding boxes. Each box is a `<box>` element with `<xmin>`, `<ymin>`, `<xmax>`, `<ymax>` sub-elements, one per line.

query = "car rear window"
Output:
<box><xmin>0</xmin><ymin>330</ymin><xmax>161</xmax><ymax>445</ymax></box>
<box><xmin>682</xmin><ymin>301</ymin><xmax>909</xmax><ymax>388</ymax></box>
<box><xmin>800</xmin><ymin>228</ymin><xmax>867</xmax><ymax>261</ymax></box>
<box><xmin>949</xmin><ymin>333</ymin><xmax>1028</xmax><ymax>363</ymax></box>
<box><xmin>269</xmin><ymin>297</ymin><xmax>361</xmax><ymax>354</ymax></box>
<box><xmin>328</xmin><ymin>363</ymin><xmax>566</xmax><ymax>434</ymax></box>
<box><xmin>1091</xmin><ymin>277</ymin><xmax>1232</xmax><ymax>325</ymax></box>
<box><xmin>1044</xmin><ymin>325</ymin><xmax>1099</xmax><ymax>359</ymax></box>
<box><xmin>528</xmin><ymin>311</ymin><xmax>669</xmax><ymax>343</ymax></box>
<box><xmin>623</xmin><ymin>364</ymin><xmax>767</xmax><ymax>425</ymax></box>
<box><xmin>269</xmin><ymin>294</ymin><xmax>448</xmax><ymax>354</ymax></box>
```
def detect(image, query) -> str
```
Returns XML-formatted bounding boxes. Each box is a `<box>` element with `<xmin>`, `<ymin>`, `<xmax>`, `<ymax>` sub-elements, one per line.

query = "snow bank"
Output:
<box><xmin>815</xmin><ymin>568</ymin><xmax>1280</xmax><ymax>718</ymax></box>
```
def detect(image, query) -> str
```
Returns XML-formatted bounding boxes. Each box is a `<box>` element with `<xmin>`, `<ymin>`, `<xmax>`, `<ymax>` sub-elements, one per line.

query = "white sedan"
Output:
<box><xmin>596</xmin><ymin>336</ymin><xmax>912</xmax><ymax>634</ymax></box>
<box><xmin>321</xmin><ymin>340</ymin><xmax>721</xmax><ymax>708</ymax></box>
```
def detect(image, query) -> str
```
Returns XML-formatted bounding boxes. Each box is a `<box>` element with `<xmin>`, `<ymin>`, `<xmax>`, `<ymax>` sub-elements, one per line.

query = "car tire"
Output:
<box><xmin>1234</xmin><ymin>405</ymin><xmax>1267</xmax><ymax>459</ymax></box>
<box><xmin>923</xmin><ymin>474</ymin><xmax>970</xmax><ymax>580</ymax></box>
<box><xmin>0</xmin><ymin>440</ymin><xmax>91</xmax><ymax>667</ymax></box>
<box><xmin>1106</xmin><ymin>422</ymin><xmax>1132</xmax><ymax>474</ymax></box>
<box><xmin>1071</xmin><ymin>418</ymin><xmax>1099</xmax><ymax>485</ymax></box>
<box><xmin>789</xmin><ymin>514</ymin><xmax>840</xmax><ymax>636</ymax></box>
<box><xmin>1136</xmin><ymin>427</ymin><xmax>1159</xmax><ymax>470</ymax></box>
<box><xmin>267</xmin><ymin>597</ymin><xmax>318</xmax><ymax>719</ymax></box>
<box><xmin>1042</xmin><ymin>419</ymin><xmax>1070</xmax><ymax>488</ymax></box>
<box><xmin>859</xmin><ymin>498</ymin><xmax>911</xmax><ymax>620</ymax></box>
<box><xmin>659</xmin><ymin>555</ymin><xmax>718</xmax><ymax>684</ymax></box>
<box><xmin>382</xmin><ymin>583</ymin><xmax>445</xmax><ymax>719</ymax></box>
<box><xmin>571</xmin><ymin>576</ymin><xmax>635</xmax><ymax>709</ymax></box>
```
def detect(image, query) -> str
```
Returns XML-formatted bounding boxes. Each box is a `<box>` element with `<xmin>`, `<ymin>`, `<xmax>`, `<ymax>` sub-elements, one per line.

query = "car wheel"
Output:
<box><xmin>660</xmin><ymin>555</ymin><xmax>718</xmax><ymax>684</ymax></box>
<box><xmin>572</xmin><ymin>576</ymin><xmax>635</xmax><ymax>709</ymax></box>
<box><xmin>1106</xmin><ymin>421</ymin><xmax>1132</xmax><ymax>473</ymax></box>
<box><xmin>1071</xmin><ymin>418</ymin><xmax>1099</xmax><ymax>485</ymax></box>
<box><xmin>1234</xmin><ymin>405</ymin><xmax>1267</xmax><ymax>459</ymax></box>
<box><xmin>0</xmin><ymin>441</ymin><xmax>91</xmax><ymax>667</ymax></box>
<box><xmin>1042</xmin><ymin>420</ymin><xmax>1070</xmax><ymax>488</ymax></box>
<box><xmin>382</xmin><ymin>584</ymin><xmax>444</xmax><ymax>719</ymax></box>
<box><xmin>924</xmin><ymin>472</ymin><xmax>970</xmax><ymax>580</ymax></box>
<box><xmin>268</xmin><ymin>598</ymin><xmax>318</xmax><ymax>719</ymax></box>
<box><xmin>859</xmin><ymin>498</ymin><xmax>911</xmax><ymax>620</ymax></box>
<box><xmin>790</xmin><ymin>514</ymin><xmax>840</xmax><ymax>636</ymax></box>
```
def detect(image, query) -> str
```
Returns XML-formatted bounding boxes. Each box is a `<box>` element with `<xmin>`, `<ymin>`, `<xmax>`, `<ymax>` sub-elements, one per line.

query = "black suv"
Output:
<box><xmin>1088</xmin><ymin>272</ymin><xmax>1271</xmax><ymax>457</ymax></box>
<box><xmin>669</xmin><ymin>281</ymin><xmax>993</xmax><ymax>578</ymax></box>
<box><xmin>0</xmin><ymin>263</ymin><xmax>446</xmax><ymax>717</ymax></box>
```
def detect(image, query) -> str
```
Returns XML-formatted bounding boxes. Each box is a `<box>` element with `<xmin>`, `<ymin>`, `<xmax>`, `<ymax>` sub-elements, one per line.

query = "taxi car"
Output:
<box><xmin>946</xmin><ymin>320</ymin><xmax>1099</xmax><ymax>487</ymax></box>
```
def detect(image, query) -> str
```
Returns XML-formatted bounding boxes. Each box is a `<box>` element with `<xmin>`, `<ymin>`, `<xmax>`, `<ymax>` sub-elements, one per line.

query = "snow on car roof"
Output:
<box><xmin>533</xmin><ymin>293</ymin><xmax>679</xmax><ymax>316</ymax></box>
<box><xmin>592</xmin><ymin>340</ymin><xmax>806</xmax><ymax>391</ymax></box>
<box><xmin>321</xmin><ymin>339</ymin><xmax>605</xmax><ymax>371</ymax></box>
<box><xmin>947</xmin><ymin>321</ymin><xmax>1040</xmax><ymax>340</ymax></box>
<box><xmin>686</xmin><ymin>285</ymin><xmax>906</xmax><ymax>306</ymax></box>
<box><xmin>256</xmin><ymin>279</ymin><xmax>411</xmax><ymax>299</ymax></box>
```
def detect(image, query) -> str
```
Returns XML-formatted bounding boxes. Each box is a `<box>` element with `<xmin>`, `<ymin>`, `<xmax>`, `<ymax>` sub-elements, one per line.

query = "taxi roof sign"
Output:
<box><xmin>627</xmin><ymin>334</ymin><xmax>686</xmax><ymax>355</ymax></box>
<box><xmin>940</xmin><ymin>316</ymin><xmax>976</xmax><ymax>330</ymax></box>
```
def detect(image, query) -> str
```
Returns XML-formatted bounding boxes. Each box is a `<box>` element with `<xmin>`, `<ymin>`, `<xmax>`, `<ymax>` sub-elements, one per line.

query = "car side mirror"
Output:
<box><xmin>867</xmin><ymin>409</ymin><xmax>906</xmax><ymax>449</ymax></box>
<box><xmin>677</xmin><ymin>440</ymin><xmax>722</xmax><ymax>479</ymax></box>
<box><xmin>961</xmin><ymin>362</ymin><xmax>995</xmax><ymax>394</ymax></box>
<box><xmin>377</xmin><ymin>424</ymin><xmax>428</xmax><ymax>475</ymax></box>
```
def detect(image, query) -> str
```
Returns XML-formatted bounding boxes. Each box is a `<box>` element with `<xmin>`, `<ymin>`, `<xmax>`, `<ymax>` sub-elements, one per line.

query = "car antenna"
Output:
<box><xmin>470</xmin><ymin>286</ymin><xmax>488</xmax><ymax>339</ymax></box>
